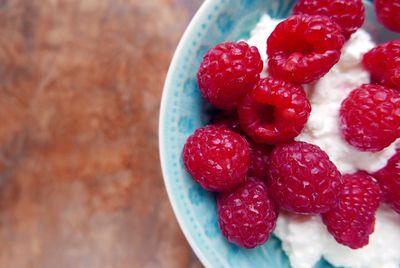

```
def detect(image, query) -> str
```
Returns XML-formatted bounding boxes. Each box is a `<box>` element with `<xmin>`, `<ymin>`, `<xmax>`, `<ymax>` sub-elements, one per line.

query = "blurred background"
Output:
<box><xmin>0</xmin><ymin>0</ymin><xmax>203</xmax><ymax>267</ymax></box>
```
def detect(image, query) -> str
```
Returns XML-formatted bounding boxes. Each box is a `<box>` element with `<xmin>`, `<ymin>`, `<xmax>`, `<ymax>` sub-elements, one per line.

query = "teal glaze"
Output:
<box><xmin>159</xmin><ymin>1</ymin><xmax>391</xmax><ymax>267</ymax></box>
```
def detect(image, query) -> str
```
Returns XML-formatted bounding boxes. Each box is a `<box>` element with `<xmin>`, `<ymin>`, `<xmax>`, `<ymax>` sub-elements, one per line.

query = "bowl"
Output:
<box><xmin>159</xmin><ymin>0</ymin><xmax>393</xmax><ymax>267</ymax></box>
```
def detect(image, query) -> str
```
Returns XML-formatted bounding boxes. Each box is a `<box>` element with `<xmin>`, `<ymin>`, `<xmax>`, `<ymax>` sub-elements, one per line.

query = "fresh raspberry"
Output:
<box><xmin>217</xmin><ymin>177</ymin><xmax>278</xmax><ymax>248</ymax></box>
<box><xmin>375</xmin><ymin>0</ymin><xmax>400</xmax><ymax>33</ymax></box>
<box><xmin>322</xmin><ymin>172</ymin><xmax>380</xmax><ymax>249</ymax></box>
<box><xmin>268</xmin><ymin>141</ymin><xmax>342</xmax><ymax>214</ymax></box>
<box><xmin>293</xmin><ymin>0</ymin><xmax>365</xmax><ymax>39</ymax></box>
<box><xmin>212</xmin><ymin>111</ymin><xmax>243</xmax><ymax>134</ymax></box>
<box><xmin>238</xmin><ymin>77</ymin><xmax>311</xmax><ymax>144</ymax></box>
<box><xmin>182</xmin><ymin>125</ymin><xmax>250</xmax><ymax>192</ymax></box>
<box><xmin>373</xmin><ymin>149</ymin><xmax>400</xmax><ymax>214</ymax></box>
<box><xmin>197</xmin><ymin>41</ymin><xmax>263</xmax><ymax>110</ymax></box>
<box><xmin>340</xmin><ymin>84</ymin><xmax>400</xmax><ymax>152</ymax></box>
<box><xmin>362</xmin><ymin>40</ymin><xmax>400</xmax><ymax>90</ymax></box>
<box><xmin>248</xmin><ymin>140</ymin><xmax>274</xmax><ymax>180</ymax></box>
<box><xmin>267</xmin><ymin>15</ymin><xmax>345</xmax><ymax>84</ymax></box>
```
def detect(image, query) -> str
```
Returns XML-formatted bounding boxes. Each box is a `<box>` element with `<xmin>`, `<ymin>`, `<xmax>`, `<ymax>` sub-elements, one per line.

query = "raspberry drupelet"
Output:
<box><xmin>374</xmin><ymin>0</ymin><xmax>400</xmax><ymax>33</ymax></box>
<box><xmin>373</xmin><ymin>149</ymin><xmax>400</xmax><ymax>214</ymax></box>
<box><xmin>293</xmin><ymin>0</ymin><xmax>365</xmax><ymax>39</ymax></box>
<box><xmin>238</xmin><ymin>77</ymin><xmax>311</xmax><ymax>144</ymax></box>
<box><xmin>182</xmin><ymin>125</ymin><xmax>250</xmax><ymax>192</ymax></box>
<box><xmin>267</xmin><ymin>15</ymin><xmax>345</xmax><ymax>84</ymax></box>
<box><xmin>268</xmin><ymin>141</ymin><xmax>342</xmax><ymax>214</ymax></box>
<box><xmin>322</xmin><ymin>172</ymin><xmax>381</xmax><ymax>249</ymax></box>
<box><xmin>340</xmin><ymin>84</ymin><xmax>400</xmax><ymax>152</ymax></box>
<box><xmin>217</xmin><ymin>177</ymin><xmax>278</xmax><ymax>248</ymax></box>
<box><xmin>247</xmin><ymin>140</ymin><xmax>274</xmax><ymax>180</ymax></box>
<box><xmin>363</xmin><ymin>40</ymin><xmax>400</xmax><ymax>90</ymax></box>
<box><xmin>197</xmin><ymin>41</ymin><xmax>263</xmax><ymax>110</ymax></box>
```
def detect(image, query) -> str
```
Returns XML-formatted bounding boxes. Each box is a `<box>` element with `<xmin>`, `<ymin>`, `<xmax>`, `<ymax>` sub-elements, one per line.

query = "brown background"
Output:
<box><xmin>0</xmin><ymin>0</ymin><xmax>203</xmax><ymax>267</ymax></box>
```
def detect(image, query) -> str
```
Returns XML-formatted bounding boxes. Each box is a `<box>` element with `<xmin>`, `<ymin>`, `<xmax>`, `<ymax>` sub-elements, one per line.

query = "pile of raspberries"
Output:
<box><xmin>182</xmin><ymin>0</ymin><xmax>400</xmax><ymax>250</ymax></box>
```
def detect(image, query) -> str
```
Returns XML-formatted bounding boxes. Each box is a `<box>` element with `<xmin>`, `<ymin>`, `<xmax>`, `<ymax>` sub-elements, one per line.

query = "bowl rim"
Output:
<box><xmin>159</xmin><ymin>1</ymin><xmax>214</xmax><ymax>267</ymax></box>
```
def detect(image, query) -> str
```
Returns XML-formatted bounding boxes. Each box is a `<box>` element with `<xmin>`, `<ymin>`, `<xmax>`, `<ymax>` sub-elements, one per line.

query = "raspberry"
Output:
<box><xmin>340</xmin><ymin>84</ymin><xmax>400</xmax><ymax>152</ymax></box>
<box><xmin>322</xmin><ymin>172</ymin><xmax>380</xmax><ymax>249</ymax></box>
<box><xmin>248</xmin><ymin>140</ymin><xmax>274</xmax><ymax>180</ymax></box>
<box><xmin>362</xmin><ymin>40</ymin><xmax>400</xmax><ymax>90</ymax></box>
<box><xmin>238</xmin><ymin>77</ymin><xmax>311</xmax><ymax>144</ymax></box>
<box><xmin>373</xmin><ymin>149</ymin><xmax>400</xmax><ymax>214</ymax></box>
<box><xmin>217</xmin><ymin>177</ymin><xmax>278</xmax><ymax>248</ymax></box>
<box><xmin>375</xmin><ymin>0</ymin><xmax>400</xmax><ymax>33</ymax></box>
<box><xmin>267</xmin><ymin>15</ymin><xmax>345</xmax><ymax>84</ymax></box>
<box><xmin>293</xmin><ymin>0</ymin><xmax>365</xmax><ymax>39</ymax></box>
<box><xmin>182</xmin><ymin>125</ymin><xmax>250</xmax><ymax>192</ymax></box>
<box><xmin>197</xmin><ymin>42</ymin><xmax>263</xmax><ymax>110</ymax></box>
<box><xmin>212</xmin><ymin>111</ymin><xmax>243</xmax><ymax>134</ymax></box>
<box><xmin>268</xmin><ymin>141</ymin><xmax>342</xmax><ymax>214</ymax></box>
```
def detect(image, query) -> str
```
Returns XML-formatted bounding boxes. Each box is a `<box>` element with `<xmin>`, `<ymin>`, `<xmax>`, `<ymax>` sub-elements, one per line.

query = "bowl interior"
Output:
<box><xmin>159</xmin><ymin>0</ymin><xmax>393</xmax><ymax>267</ymax></box>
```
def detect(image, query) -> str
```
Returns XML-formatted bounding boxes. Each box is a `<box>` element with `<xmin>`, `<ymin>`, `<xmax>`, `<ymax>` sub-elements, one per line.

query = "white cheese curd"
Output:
<box><xmin>274</xmin><ymin>206</ymin><xmax>400</xmax><ymax>268</ymax></box>
<box><xmin>246</xmin><ymin>14</ymin><xmax>400</xmax><ymax>268</ymax></box>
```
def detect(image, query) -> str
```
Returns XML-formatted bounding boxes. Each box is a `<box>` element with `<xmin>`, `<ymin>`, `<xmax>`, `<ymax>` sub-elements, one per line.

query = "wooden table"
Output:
<box><xmin>0</xmin><ymin>0</ymin><xmax>203</xmax><ymax>267</ymax></box>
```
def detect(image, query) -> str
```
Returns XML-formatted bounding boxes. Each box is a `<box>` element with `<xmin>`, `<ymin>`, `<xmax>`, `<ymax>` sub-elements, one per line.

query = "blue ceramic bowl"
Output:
<box><xmin>159</xmin><ymin>1</ymin><xmax>393</xmax><ymax>267</ymax></box>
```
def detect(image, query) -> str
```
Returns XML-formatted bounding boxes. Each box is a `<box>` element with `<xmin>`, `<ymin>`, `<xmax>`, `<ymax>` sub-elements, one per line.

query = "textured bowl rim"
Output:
<box><xmin>159</xmin><ymin>1</ymin><xmax>214</xmax><ymax>267</ymax></box>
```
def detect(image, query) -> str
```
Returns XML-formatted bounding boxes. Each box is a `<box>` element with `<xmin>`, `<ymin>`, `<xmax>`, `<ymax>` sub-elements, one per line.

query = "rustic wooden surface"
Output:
<box><xmin>0</xmin><ymin>0</ymin><xmax>204</xmax><ymax>267</ymax></box>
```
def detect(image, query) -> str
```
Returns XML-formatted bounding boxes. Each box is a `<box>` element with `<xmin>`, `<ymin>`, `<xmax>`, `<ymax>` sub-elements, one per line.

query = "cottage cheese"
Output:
<box><xmin>246</xmin><ymin>14</ymin><xmax>400</xmax><ymax>268</ymax></box>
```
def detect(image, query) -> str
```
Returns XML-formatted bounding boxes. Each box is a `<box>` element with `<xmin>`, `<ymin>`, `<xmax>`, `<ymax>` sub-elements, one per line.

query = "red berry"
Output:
<box><xmin>373</xmin><ymin>149</ymin><xmax>400</xmax><ymax>214</ymax></box>
<box><xmin>197</xmin><ymin>42</ymin><xmax>263</xmax><ymax>110</ymax></box>
<box><xmin>375</xmin><ymin>0</ymin><xmax>400</xmax><ymax>33</ymax></box>
<box><xmin>182</xmin><ymin>125</ymin><xmax>250</xmax><ymax>192</ymax></box>
<box><xmin>322</xmin><ymin>172</ymin><xmax>381</xmax><ymax>249</ymax></box>
<box><xmin>248</xmin><ymin>140</ymin><xmax>274</xmax><ymax>180</ymax></box>
<box><xmin>362</xmin><ymin>40</ymin><xmax>400</xmax><ymax>90</ymax></box>
<box><xmin>238</xmin><ymin>77</ymin><xmax>311</xmax><ymax>144</ymax></box>
<box><xmin>217</xmin><ymin>177</ymin><xmax>278</xmax><ymax>248</ymax></box>
<box><xmin>293</xmin><ymin>0</ymin><xmax>365</xmax><ymax>39</ymax></box>
<box><xmin>212</xmin><ymin>111</ymin><xmax>243</xmax><ymax>134</ymax></box>
<box><xmin>268</xmin><ymin>141</ymin><xmax>342</xmax><ymax>214</ymax></box>
<box><xmin>267</xmin><ymin>15</ymin><xmax>345</xmax><ymax>84</ymax></box>
<box><xmin>340</xmin><ymin>84</ymin><xmax>400</xmax><ymax>152</ymax></box>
